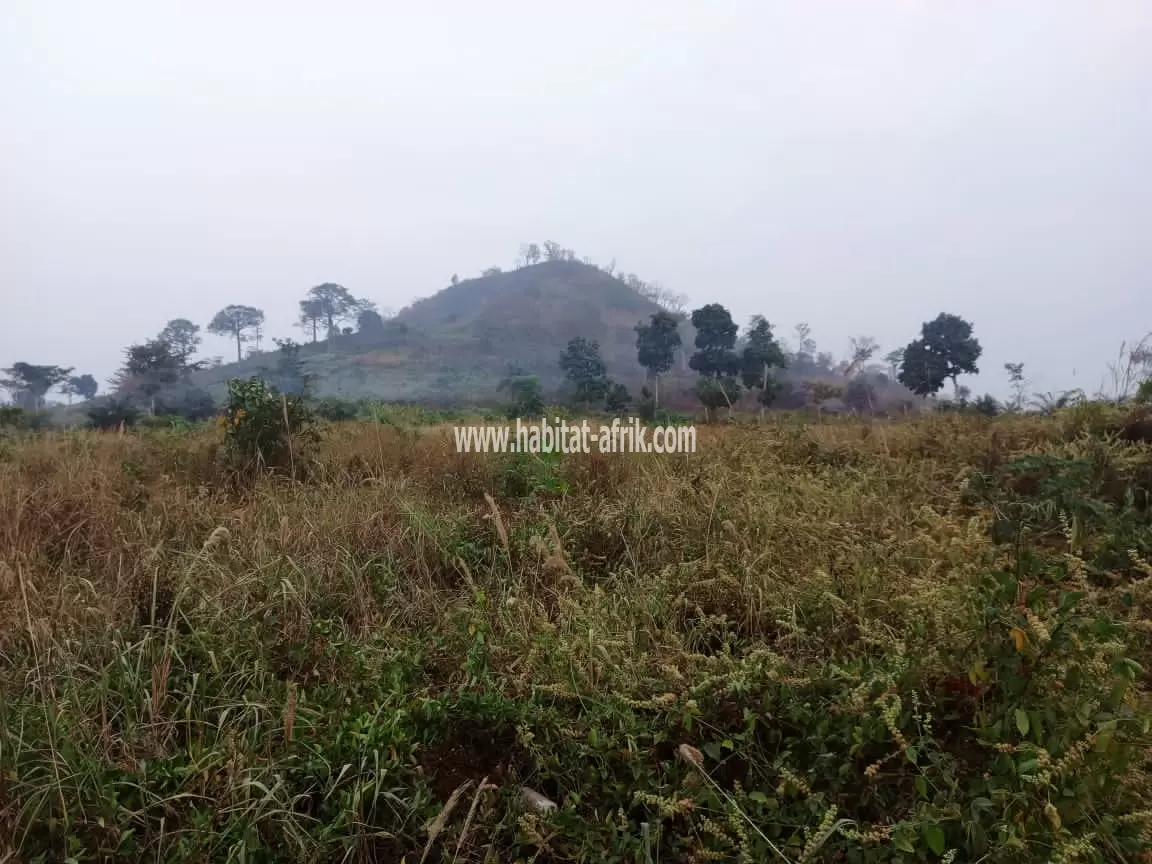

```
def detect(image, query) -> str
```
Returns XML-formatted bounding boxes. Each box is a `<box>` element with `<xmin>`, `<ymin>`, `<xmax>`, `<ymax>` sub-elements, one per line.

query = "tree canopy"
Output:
<box><xmin>559</xmin><ymin>337</ymin><xmax>609</xmax><ymax>406</ymax></box>
<box><xmin>159</xmin><ymin>318</ymin><xmax>201</xmax><ymax>362</ymax></box>
<box><xmin>207</xmin><ymin>305</ymin><xmax>265</xmax><ymax>363</ymax></box>
<box><xmin>898</xmin><ymin>313</ymin><xmax>982</xmax><ymax>396</ymax></box>
<box><xmin>1</xmin><ymin>363</ymin><xmax>73</xmax><ymax>410</ymax></box>
<box><xmin>689</xmin><ymin>303</ymin><xmax>742</xmax><ymax>418</ymax></box>
<box><xmin>634</xmin><ymin>310</ymin><xmax>682</xmax><ymax>408</ymax></box>
<box><xmin>740</xmin><ymin>316</ymin><xmax>788</xmax><ymax>408</ymax></box>
<box><xmin>302</xmin><ymin>284</ymin><xmax>368</xmax><ymax>338</ymax></box>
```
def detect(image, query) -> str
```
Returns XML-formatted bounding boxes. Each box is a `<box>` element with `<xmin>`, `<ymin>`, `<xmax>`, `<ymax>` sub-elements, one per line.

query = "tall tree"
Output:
<box><xmin>522</xmin><ymin>243</ymin><xmax>541</xmax><ymax>266</ymax></box>
<box><xmin>113</xmin><ymin>339</ymin><xmax>183</xmax><ymax>414</ymax></box>
<box><xmin>740</xmin><ymin>316</ymin><xmax>788</xmax><ymax>417</ymax></box>
<box><xmin>298</xmin><ymin>298</ymin><xmax>324</xmax><ymax>343</ymax></box>
<box><xmin>302</xmin><ymin>283</ymin><xmax>364</xmax><ymax>338</ymax></box>
<box><xmin>690</xmin><ymin>304</ymin><xmax>742</xmax><ymax>420</ymax></box>
<box><xmin>898</xmin><ymin>313</ymin><xmax>982</xmax><ymax>397</ymax></box>
<box><xmin>634</xmin><ymin>310</ymin><xmax>682</xmax><ymax>409</ymax></box>
<box><xmin>207</xmin><ymin>305</ymin><xmax>265</xmax><ymax>362</ymax></box>
<box><xmin>559</xmin><ymin>337</ymin><xmax>609</xmax><ymax>407</ymax></box>
<box><xmin>158</xmin><ymin>318</ymin><xmax>201</xmax><ymax>362</ymax></box>
<box><xmin>0</xmin><ymin>363</ymin><xmax>73</xmax><ymax>410</ymax></box>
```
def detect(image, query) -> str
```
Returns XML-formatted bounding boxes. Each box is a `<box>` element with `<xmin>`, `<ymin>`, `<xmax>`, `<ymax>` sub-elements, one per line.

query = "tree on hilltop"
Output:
<box><xmin>159</xmin><ymin>318</ymin><xmax>201</xmax><ymax>363</ymax></box>
<box><xmin>207</xmin><ymin>305</ymin><xmax>265</xmax><ymax>363</ymax></box>
<box><xmin>300</xmin><ymin>283</ymin><xmax>368</xmax><ymax>339</ymax></box>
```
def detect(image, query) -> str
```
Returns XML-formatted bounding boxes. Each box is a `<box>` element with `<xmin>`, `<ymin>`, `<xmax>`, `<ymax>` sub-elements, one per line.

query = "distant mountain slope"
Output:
<box><xmin>183</xmin><ymin>261</ymin><xmax>684</xmax><ymax>404</ymax></box>
<box><xmin>397</xmin><ymin>260</ymin><xmax>674</xmax><ymax>381</ymax></box>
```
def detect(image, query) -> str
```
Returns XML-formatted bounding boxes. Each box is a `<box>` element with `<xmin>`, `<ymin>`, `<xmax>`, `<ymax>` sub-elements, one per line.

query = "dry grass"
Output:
<box><xmin>0</xmin><ymin>412</ymin><xmax>1148</xmax><ymax>862</ymax></box>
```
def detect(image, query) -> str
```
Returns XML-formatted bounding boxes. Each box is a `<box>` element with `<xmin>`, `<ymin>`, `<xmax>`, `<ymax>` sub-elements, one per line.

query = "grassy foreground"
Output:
<box><xmin>1</xmin><ymin>411</ymin><xmax>1151</xmax><ymax>862</ymax></box>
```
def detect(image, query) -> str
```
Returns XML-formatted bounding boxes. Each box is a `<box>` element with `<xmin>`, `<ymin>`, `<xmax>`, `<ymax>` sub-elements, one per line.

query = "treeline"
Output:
<box><xmin>522</xmin><ymin>305</ymin><xmax>999</xmax><ymax>421</ymax></box>
<box><xmin>3</xmin><ymin>240</ymin><xmax>1151</xmax><ymax>424</ymax></box>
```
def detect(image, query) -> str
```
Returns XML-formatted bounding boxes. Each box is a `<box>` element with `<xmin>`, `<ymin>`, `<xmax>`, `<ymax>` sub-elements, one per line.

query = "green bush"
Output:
<box><xmin>313</xmin><ymin>397</ymin><xmax>361</xmax><ymax>422</ymax></box>
<box><xmin>87</xmin><ymin>399</ymin><xmax>140</xmax><ymax>431</ymax></box>
<box><xmin>0</xmin><ymin>406</ymin><xmax>27</xmax><ymax>428</ymax></box>
<box><xmin>221</xmin><ymin>377</ymin><xmax>319</xmax><ymax>474</ymax></box>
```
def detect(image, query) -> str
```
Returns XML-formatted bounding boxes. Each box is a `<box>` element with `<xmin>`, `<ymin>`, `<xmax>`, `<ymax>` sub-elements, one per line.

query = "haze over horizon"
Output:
<box><xmin>3</xmin><ymin>0</ymin><xmax>1150</xmax><ymax>400</ymax></box>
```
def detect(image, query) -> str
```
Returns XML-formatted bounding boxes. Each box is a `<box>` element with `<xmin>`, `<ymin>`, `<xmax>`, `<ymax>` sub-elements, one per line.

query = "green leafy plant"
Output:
<box><xmin>221</xmin><ymin>377</ymin><xmax>318</xmax><ymax>474</ymax></box>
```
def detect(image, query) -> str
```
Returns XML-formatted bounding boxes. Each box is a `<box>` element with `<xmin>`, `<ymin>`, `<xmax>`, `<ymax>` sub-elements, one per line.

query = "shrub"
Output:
<box><xmin>972</xmin><ymin>393</ymin><xmax>1001</xmax><ymax>416</ymax></box>
<box><xmin>604</xmin><ymin>382</ymin><xmax>631</xmax><ymax>414</ymax></box>
<box><xmin>313</xmin><ymin>397</ymin><xmax>361</xmax><ymax>422</ymax></box>
<box><xmin>154</xmin><ymin>386</ymin><xmax>217</xmax><ymax>421</ymax></box>
<box><xmin>87</xmin><ymin>399</ymin><xmax>140</xmax><ymax>430</ymax></box>
<box><xmin>221</xmin><ymin>377</ymin><xmax>318</xmax><ymax>473</ymax></box>
<box><xmin>0</xmin><ymin>406</ymin><xmax>27</xmax><ymax>428</ymax></box>
<box><xmin>500</xmin><ymin>375</ymin><xmax>544</xmax><ymax>419</ymax></box>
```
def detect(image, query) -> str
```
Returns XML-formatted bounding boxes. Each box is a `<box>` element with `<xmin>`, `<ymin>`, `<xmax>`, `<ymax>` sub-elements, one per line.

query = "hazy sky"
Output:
<box><xmin>3</xmin><ymin>0</ymin><xmax>1150</xmax><ymax>398</ymax></box>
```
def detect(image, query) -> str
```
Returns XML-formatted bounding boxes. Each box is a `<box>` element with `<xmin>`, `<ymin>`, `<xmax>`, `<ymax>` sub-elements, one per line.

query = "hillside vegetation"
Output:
<box><xmin>2</xmin><ymin>406</ymin><xmax>1151</xmax><ymax>862</ymax></box>
<box><xmin>186</xmin><ymin>262</ymin><xmax>679</xmax><ymax>405</ymax></box>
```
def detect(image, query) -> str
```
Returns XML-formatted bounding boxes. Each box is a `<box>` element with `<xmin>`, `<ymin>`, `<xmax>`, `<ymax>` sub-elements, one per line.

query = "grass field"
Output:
<box><xmin>1</xmin><ymin>408</ymin><xmax>1151</xmax><ymax>862</ymax></box>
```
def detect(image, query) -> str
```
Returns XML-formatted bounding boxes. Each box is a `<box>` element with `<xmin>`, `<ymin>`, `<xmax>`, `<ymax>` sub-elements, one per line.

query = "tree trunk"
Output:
<box><xmin>312</xmin><ymin>320</ymin><xmax>317</xmax><ymax>342</ymax></box>
<box><xmin>654</xmin><ymin>374</ymin><xmax>660</xmax><ymax>410</ymax></box>
<box><xmin>235</xmin><ymin>331</ymin><xmax>243</xmax><ymax>363</ymax></box>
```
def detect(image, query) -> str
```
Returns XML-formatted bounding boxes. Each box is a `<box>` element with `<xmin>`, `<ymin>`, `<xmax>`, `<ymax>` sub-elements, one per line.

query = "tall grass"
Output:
<box><xmin>0</xmin><ymin>412</ymin><xmax>1149</xmax><ymax>862</ymax></box>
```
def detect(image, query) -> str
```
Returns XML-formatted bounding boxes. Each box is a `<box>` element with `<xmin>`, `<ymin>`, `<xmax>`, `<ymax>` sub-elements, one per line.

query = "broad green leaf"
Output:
<box><xmin>922</xmin><ymin>823</ymin><xmax>946</xmax><ymax>856</ymax></box>
<box><xmin>1015</xmin><ymin>709</ymin><xmax>1030</xmax><ymax>736</ymax></box>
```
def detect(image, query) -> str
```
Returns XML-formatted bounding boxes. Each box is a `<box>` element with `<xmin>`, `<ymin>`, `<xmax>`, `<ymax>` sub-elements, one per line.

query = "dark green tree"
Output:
<box><xmin>634</xmin><ymin>310</ymin><xmax>682</xmax><ymax>409</ymax></box>
<box><xmin>158</xmin><ymin>318</ymin><xmax>201</xmax><ymax>362</ymax></box>
<box><xmin>559</xmin><ymin>337</ymin><xmax>609</xmax><ymax>407</ymax></box>
<box><xmin>113</xmin><ymin>339</ymin><xmax>184</xmax><ymax>414</ymax></box>
<box><xmin>72</xmin><ymin>373</ymin><xmax>99</xmax><ymax>401</ymax></box>
<box><xmin>207</xmin><ymin>304</ymin><xmax>265</xmax><ymax>362</ymax></box>
<box><xmin>740</xmin><ymin>316</ymin><xmax>788</xmax><ymax>416</ymax></box>
<box><xmin>898</xmin><ymin>313</ymin><xmax>982</xmax><ymax>397</ymax></box>
<box><xmin>689</xmin><ymin>304</ymin><xmax>742</xmax><ymax>420</ymax></box>
<box><xmin>604</xmin><ymin>382</ymin><xmax>631</xmax><ymax>414</ymax></box>
<box><xmin>61</xmin><ymin>373</ymin><xmax>99</xmax><ymax>404</ymax></box>
<box><xmin>1</xmin><ymin>363</ymin><xmax>73</xmax><ymax>410</ymax></box>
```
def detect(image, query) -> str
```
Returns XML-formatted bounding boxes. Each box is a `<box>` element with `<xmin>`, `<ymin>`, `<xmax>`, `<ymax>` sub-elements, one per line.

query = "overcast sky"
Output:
<box><xmin>2</xmin><ymin>0</ymin><xmax>1149</xmax><ymax>398</ymax></box>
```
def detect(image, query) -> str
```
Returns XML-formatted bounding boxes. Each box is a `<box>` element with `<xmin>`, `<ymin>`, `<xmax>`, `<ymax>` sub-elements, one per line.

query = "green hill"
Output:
<box><xmin>195</xmin><ymin>260</ymin><xmax>683</xmax><ymax>405</ymax></box>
